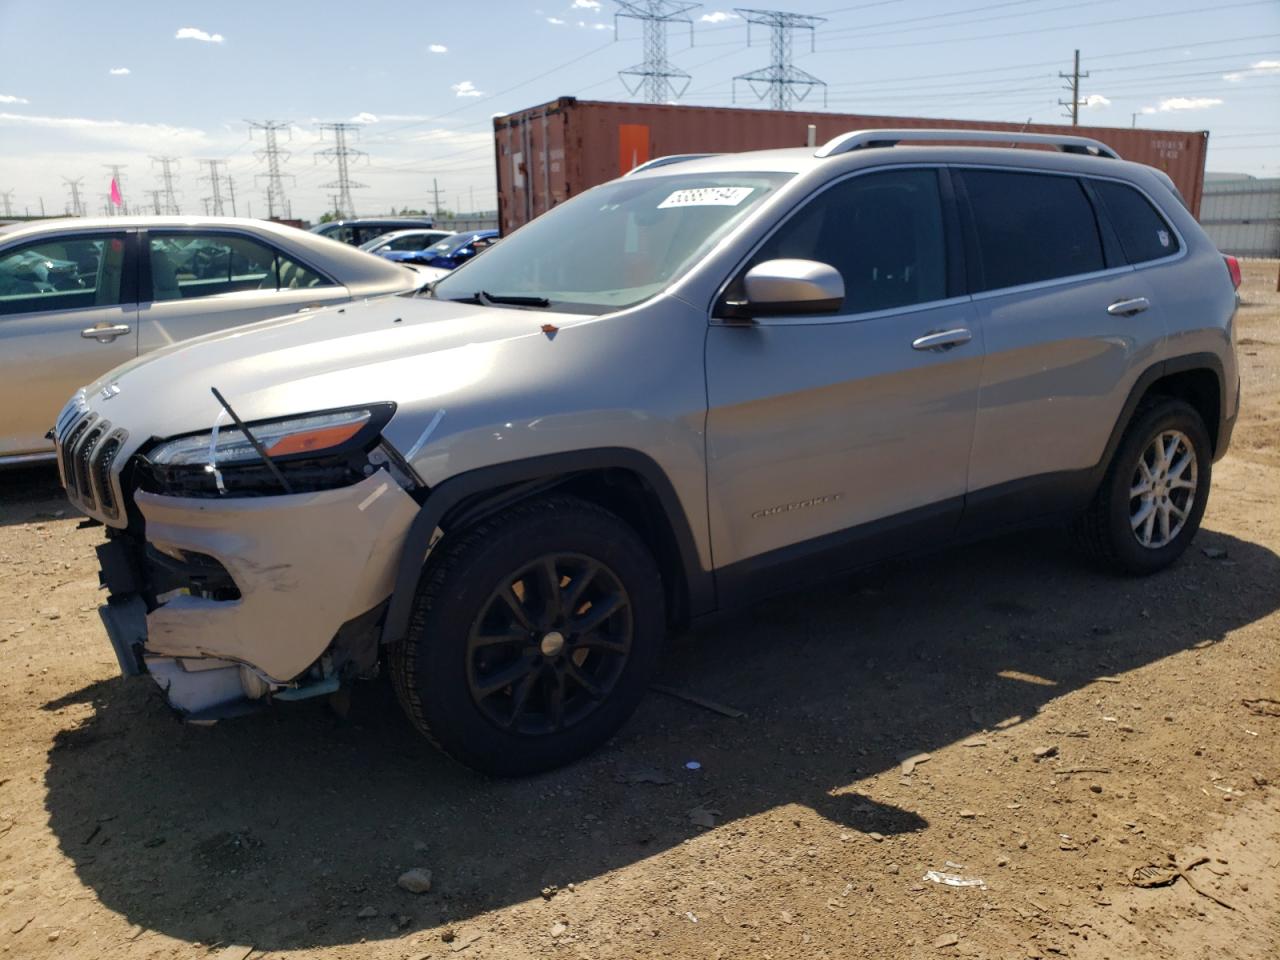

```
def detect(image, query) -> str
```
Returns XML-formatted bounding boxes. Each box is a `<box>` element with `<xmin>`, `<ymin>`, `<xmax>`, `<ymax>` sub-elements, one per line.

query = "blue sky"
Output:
<box><xmin>0</xmin><ymin>0</ymin><xmax>1277</xmax><ymax>219</ymax></box>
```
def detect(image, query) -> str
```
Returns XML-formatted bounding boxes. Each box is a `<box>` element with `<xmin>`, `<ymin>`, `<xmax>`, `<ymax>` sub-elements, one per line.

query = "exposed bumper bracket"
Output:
<box><xmin>98</xmin><ymin>594</ymin><xmax>148</xmax><ymax>677</ymax></box>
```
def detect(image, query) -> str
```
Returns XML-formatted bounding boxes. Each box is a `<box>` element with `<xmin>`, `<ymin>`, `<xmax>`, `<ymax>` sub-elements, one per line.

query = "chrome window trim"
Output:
<box><xmin>749</xmin><ymin>294</ymin><xmax>974</xmax><ymax>328</ymax></box>
<box><xmin>0</xmin><ymin>300</ymin><xmax>137</xmax><ymax>322</ymax></box>
<box><xmin>708</xmin><ymin>162</ymin><xmax>956</xmax><ymax>326</ymax></box>
<box><xmin>968</xmin><ymin>263</ymin><xmax>1135</xmax><ymax>303</ymax></box>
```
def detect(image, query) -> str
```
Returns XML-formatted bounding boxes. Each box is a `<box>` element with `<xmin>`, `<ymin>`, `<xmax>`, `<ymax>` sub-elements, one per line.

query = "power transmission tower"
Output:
<box><xmin>227</xmin><ymin>176</ymin><xmax>237</xmax><ymax>216</ymax></box>
<box><xmin>0</xmin><ymin>190</ymin><xmax>13</xmax><ymax>218</ymax></box>
<box><xmin>614</xmin><ymin>1</ymin><xmax>701</xmax><ymax>102</ymax></box>
<box><xmin>732</xmin><ymin>8</ymin><xmax>827</xmax><ymax>110</ymax></box>
<box><xmin>1058</xmin><ymin>49</ymin><xmax>1090</xmax><ymax>126</ymax></box>
<box><xmin>103</xmin><ymin>164</ymin><xmax>128</xmax><ymax>215</ymax></box>
<box><xmin>198</xmin><ymin>158</ymin><xmax>229</xmax><ymax>216</ymax></box>
<box><xmin>150</xmin><ymin>156</ymin><xmax>182</xmax><ymax>214</ymax></box>
<box><xmin>148</xmin><ymin>189</ymin><xmax>163</xmax><ymax>215</ymax></box>
<box><xmin>63</xmin><ymin>177</ymin><xmax>86</xmax><ymax>217</ymax></box>
<box><xmin>315</xmin><ymin>122</ymin><xmax>368</xmax><ymax>220</ymax></box>
<box><xmin>247</xmin><ymin>120</ymin><xmax>294</xmax><ymax>219</ymax></box>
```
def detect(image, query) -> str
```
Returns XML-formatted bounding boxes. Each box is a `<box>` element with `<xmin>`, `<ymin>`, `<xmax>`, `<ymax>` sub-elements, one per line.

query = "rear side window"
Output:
<box><xmin>958</xmin><ymin>170</ymin><xmax>1104</xmax><ymax>292</ymax></box>
<box><xmin>1090</xmin><ymin>179</ymin><xmax>1179</xmax><ymax>263</ymax></box>
<box><xmin>747</xmin><ymin>168</ymin><xmax>948</xmax><ymax>314</ymax></box>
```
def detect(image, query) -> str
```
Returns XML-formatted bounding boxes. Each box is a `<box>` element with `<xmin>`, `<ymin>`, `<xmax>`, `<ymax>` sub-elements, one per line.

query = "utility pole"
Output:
<box><xmin>614</xmin><ymin>1</ymin><xmax>701</xmax><ymax>103</ymax></box>
<box><xmin>431</xmin><ymin>178</ymin><xmax>442</xmax><ymax>219</ymax></box>
<box><xmin>733</xmin><ymin>8</ymin><xmax>827</xmax><ymax>110</ymax></box>
<box><xmin>316</xmin><ymin>122</ymin><xmax>368</xmax><ymax>220</ymax></box>
<box><xmin>0</xmin><ymin>190</ymin><xmax>14</xmax><ymax>218</ymax></box>
<box><xmin>103</xmin><ymin>164</ymin><xmax>128</xmax><ymax>215</ymax></box>
<box><xmin>198</xmin><ymin>158</ymin><xmax>228</xmax><ymax>216</ymax></box>
<box><xmin>62</xmin><ymin>178</ymin><xmax>86</xmax><ymax>218</ymax></box>
<box><xmin>149</xmin><ymin>156</ymin><xmax>181</xmax><ymax>214</ymax></box>
<box><xmin>1058</xmin><ymin>49</ymin><xmax>1090</xmax><ymax>126</ymax></box>
<box><xmin>248</xmin><ymin>120</ymin><xmax>294</xmax><ymax>219</ymax></box>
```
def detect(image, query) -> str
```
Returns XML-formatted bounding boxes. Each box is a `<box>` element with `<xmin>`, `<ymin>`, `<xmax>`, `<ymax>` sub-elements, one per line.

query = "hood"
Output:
<box><xmin>82</xmin><ymin>295</ymin><xmax>587</xmax><ymax>450</ymax></box>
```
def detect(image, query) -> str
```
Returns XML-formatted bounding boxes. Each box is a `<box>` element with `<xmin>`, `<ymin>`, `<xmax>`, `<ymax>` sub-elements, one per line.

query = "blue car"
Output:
<box><xmin>406</xmin><ymin>229</ymin><xmax>500</xmax><ymax>270</ymax></box>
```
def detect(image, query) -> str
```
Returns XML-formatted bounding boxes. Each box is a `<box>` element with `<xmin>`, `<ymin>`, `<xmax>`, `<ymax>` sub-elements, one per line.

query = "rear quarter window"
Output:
<box><xmin>958</xmin><ymin>169</ymin><xmax>1105</xmax><ymax>292</ymax></box>
<box><xmin>1090</xmin><ymin>179</ymin><xmax>1180</xmax><ymax>264</ymax></box>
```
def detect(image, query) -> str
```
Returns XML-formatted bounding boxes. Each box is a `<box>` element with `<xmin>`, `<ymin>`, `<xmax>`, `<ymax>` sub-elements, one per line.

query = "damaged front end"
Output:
<box><xmin>68</xmin><ymin>400</ymin><xmax>422</xmax><ymax>722</ymax></box>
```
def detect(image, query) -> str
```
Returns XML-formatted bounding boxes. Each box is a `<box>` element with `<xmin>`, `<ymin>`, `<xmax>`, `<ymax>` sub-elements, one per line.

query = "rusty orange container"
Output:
<box><xmin>493</xmin><ymin>98</ymin><xmax>1209</xmax><ymax>232</ymax></box>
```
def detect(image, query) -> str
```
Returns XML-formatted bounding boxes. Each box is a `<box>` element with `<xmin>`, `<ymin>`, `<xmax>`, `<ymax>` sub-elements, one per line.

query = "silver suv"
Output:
<box><xmin>57</xmin><ymin>130</ymin><xmax>1241</xmax><ymax>776</ymax></box>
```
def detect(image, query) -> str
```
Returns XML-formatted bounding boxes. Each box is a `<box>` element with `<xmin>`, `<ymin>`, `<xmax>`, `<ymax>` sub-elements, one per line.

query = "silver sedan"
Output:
<box><xmin>0</xmin><ymin>216</ymin><xmax>422</xmax><ymax>465</ymax></box>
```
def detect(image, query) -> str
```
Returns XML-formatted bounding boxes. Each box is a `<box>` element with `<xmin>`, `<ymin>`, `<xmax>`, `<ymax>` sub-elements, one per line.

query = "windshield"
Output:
<box><xmin>432</xmin><ymin>171</ymin><xmax>792</xmax><ymax>313</ymax></box>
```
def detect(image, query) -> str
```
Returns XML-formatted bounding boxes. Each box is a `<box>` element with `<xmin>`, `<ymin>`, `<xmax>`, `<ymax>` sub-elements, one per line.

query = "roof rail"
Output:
<box><xmin>814</xmin><ymin>129</ymin><xmax>1121</xmax><ymax>160</ymax></box>
<box><xmin>624</xmin><ymin>153</ymin><xmax>720</xmax><ymax>176</ymax></box>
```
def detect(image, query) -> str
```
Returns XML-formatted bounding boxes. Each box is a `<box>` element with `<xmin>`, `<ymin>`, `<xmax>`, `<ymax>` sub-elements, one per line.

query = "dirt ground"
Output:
<box><xmin>2</xmin><ymin>261</ymin><xmax>1278</xmax><ymax>960</ymax></box>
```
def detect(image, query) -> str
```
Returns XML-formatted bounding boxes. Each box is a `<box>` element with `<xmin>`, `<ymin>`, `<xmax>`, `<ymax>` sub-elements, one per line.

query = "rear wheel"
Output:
<box><xmin>388</xmin><ymin>495</ymin><xmax>665</xmax><ymax>776</ymax></box>
<box><xmin>1074</xmin><ymin>397</ymin><xmax>1211</xmax><ymax>575</ymax></box>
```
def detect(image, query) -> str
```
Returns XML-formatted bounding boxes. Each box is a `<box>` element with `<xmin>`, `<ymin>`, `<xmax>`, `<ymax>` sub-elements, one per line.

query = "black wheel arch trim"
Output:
<box><xmin>380</xmin><ymin>448</ymin><xmax>714</xmax><ymax>647</ymax></box>
<box><xmin>1094</xmin><ymin>352</ymin><xmax>1227</xmax><ymax>486</ymax></box>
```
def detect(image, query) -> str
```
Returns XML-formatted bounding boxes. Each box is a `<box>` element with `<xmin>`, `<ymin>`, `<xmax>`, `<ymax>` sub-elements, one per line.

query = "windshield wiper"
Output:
<box><xmin>445</xmin><ymin>291</ymin><xmax>550</xmax><ymax>309</ymax></box>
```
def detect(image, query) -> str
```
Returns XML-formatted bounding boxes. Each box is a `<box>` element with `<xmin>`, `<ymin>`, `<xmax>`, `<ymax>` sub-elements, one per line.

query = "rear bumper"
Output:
<box><xmin>94</xmin><ymin>471</ymin><xmax>419</xmax><ymax>713</ymax></box>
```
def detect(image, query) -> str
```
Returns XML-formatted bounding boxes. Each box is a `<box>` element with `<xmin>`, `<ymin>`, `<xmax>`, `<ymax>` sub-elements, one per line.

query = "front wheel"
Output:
<box><xmin>1074</xmin><ymin>397</ymin><xmax>1212</xmax><ymax>575</ymax></box>
<box><xmin>388</xmin><ymin>496</ymin><xmax>665</xmax><ymax>776</ymax></box>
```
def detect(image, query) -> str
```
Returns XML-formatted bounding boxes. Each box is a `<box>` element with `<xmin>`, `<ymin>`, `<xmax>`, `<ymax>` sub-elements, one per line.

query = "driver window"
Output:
<box><xmin>745</xmin><ymin>168</ymin><xmax>947</xmax><ymax>315</ymax></box>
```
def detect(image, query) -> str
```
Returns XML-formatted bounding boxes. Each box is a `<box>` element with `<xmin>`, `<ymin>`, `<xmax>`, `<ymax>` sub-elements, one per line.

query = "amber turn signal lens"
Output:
<box><xmin>265</xmin><ymin>422</ymin><xmax>364</xmax><ymax>457</ymax></box>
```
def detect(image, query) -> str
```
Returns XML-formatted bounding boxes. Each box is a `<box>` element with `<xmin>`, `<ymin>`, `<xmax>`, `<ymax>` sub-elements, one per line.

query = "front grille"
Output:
<box><xmin>55</xmin><ymin>408</ymin><xmax>128</xmax><ymax>521</ymax></box>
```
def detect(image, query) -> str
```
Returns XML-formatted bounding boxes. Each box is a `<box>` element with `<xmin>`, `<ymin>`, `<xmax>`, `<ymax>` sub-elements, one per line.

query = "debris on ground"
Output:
<box><xmin>357</xmin><ymin>906</ymin><xmax>378</xmax><ymax>918</ymax></box>
<box><xmin>615</xmin><ymin>766</ymin><xmax>674</xmax><ymax>786</ymax></box>
<box><xmin>1032</xmin><ymin>745</ymin><xmax>1059</xmax><ymax>761</ymax></box>
<box><xmin>651</xmin><ymin>683</ymin><xmax>747</xmax><ymax>718</ymax></box>
<box><xmin>1130</xmin><ymin>857</ymin><xmax>1236</xmax><ymax>910</ymax></box>
<box><xmin>688</xmin><ymin>807</ymin><xmax>720</xmax><ymax>828</ymax></box>
<box><xmin>1202</xmin><ymin>546</ymin><xmax>1228</xmax><ymax>559</ymax></box>
<box><xmin>684</xmin><ymin>760</ymin><xmax>702</xmax><ymax>771</ymax></box>
<box><xmin>1242</xmin><ymin>698</ymin><xmax>1280</xmax><ymax>717</ymax></box>
<box><xmin>397</xmin><ymin>868</ymin><xmax>433</xmax><ymax>894</ymax></box>
<box><xmin>923</xmin><ymin>870</ymin><xmax>987</xmax><ymax>889</ymax></box>
<box><xmin>899</xmin><ymin>752</ymin><xmax>931</xmax><ymax>775</ymax></box>
<box><xmin>934</xmin><ymin>932</ymin><xmax>960</xmax><ymax>948</ymax></box>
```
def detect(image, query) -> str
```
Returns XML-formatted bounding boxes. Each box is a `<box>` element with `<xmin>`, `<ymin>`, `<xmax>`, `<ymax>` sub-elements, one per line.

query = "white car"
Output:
<box><xmin>0</xmin><ymin>216</ymin><xmax>421</xmax><ymax>465</ymax></box>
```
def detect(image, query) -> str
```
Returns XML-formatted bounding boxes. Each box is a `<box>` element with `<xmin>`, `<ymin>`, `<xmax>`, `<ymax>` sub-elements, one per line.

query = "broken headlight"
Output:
<box><xmin>138</xmin><ymin>403</ymin><xmax>414</xmax><ymax>497</ymax></box>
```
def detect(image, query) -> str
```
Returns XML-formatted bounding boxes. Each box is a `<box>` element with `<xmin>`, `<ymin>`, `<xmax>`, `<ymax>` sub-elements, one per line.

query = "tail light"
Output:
<box><xmin>1223</xmin><ymin>255</ymin><xmax>1242</xmax><ymax>290</ymax></box>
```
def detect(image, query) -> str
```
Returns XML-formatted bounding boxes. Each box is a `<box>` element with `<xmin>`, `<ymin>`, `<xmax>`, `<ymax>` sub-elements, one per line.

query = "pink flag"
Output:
<box><xmin>109</xmin><ymin>178</ymin><xmax>122</xmax><ymax>206</ymax></box>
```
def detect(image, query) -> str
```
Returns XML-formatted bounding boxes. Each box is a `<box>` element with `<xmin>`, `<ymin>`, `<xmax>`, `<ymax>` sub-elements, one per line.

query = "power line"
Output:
<box><xmin>198</xmin><ymin>158</ymin><xmax>229</xmax><ymax>217</ymax></box>
<box><xmin>149</xmin><ymin>156</ymin><xmax>181</xmax><ymax>214</ymax></box>
<box><xmin>614</xmin><ymin>1</ymin><xmax>701</xmax><ymax>102</ymax></box>
<box><xmin>62</xmin><ymin>177</ymin><xmax>85</xmax><ymax>217</ymax></box>
<box><xmin>1059</xmin><ymin>48</ymin><xmax>1090</xmax><ymax>125</ymax></box>
<box><xmin>315</xmin><ymin>122</ymin><xmax>368</xmax><ymax>220</ymax></box>
<box><xmin>248</xmin><ymin>120</ymin><xmax>294</xmax><ymax>220</ymax></box>
<box><xmin>733</xmin><ymin>8</ymin><xmax>827</xmax><ymax>110</ymax></box>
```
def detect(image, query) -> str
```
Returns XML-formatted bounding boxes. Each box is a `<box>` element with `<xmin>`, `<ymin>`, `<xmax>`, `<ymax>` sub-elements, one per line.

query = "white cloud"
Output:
<box><xmin>579</xmin><ymin>20</ymin><xmax>610</xmax><ymax>29</ymax></box>
<box><xmin>699</xmin><ymin>11</ymin><xmax>738</xmax><ymax>23</ymax></box>
<box><xmin>0</xmin><ymin>93</ymin><xmax>29</xmax><ymax>104</ymax></box>
<box><xmin>1223</xmin><ymin>59</ymin><xmax>1280</xmax><ymax>82</ymax></box>
<box><xmin>428</xmin><ymin>43</ymin><xmax>448</xmax><ymax>53</ymax></box>
<box><xmin>547</xmin><ymin>16</ymin><xmax>566</xmax><ymax>24</ymax></box>
<box><xmin>1140</xmin><ymin>106</ymin><xmax>1157</xmax><ymax>115</ymax></box>
<box><xmin>571</xmin><ymin>0</ymin><xmax>601</xmax><ymax>8</ymax></box>
<box><xmin>108</xmin><ymin>67</ymin><xmax>130</xmax><ymax>76</ymax></box>
<box><xmin>1080</xmin><ymin>94</ymin><xmax>1110</xmax><ymax>109</ymax></box>
<box><xmin>175</xmin><ymin>26</ymin><xmax>224</xmax><ymax>43</ymax></box>
<box><xmin>451</xmin><ymin>80</ymin><xmax>485</xmax><ymax>98</ymax></box>
<box><xmin>1156</xmin><ymin>96</ymin><xmax>1224</xmax><ymax>112</ymax></box>
<box><xmin>350</xmin><ymin>112</ymin><xmax>379</xmax><ymax>124</ymax></box>
<box><xmin>0</xmin><ymin>112</ymin><xmax>210</xmax><ymax>150</ymax></box>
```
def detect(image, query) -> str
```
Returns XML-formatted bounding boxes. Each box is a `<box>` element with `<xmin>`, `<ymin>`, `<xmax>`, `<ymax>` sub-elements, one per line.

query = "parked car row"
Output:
<box><xmin>0</xmin><ymin>217</ymin><xmax>422</xmax><ymax>464</ymax></box>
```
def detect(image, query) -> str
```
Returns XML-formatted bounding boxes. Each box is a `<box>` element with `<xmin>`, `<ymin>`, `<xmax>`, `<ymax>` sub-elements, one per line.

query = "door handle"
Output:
<box><xmin>81</xmin><ymin>324</ymin><xmax>132</xmax><ymax>342</ymax></box>
<box><xmin>911</xmin><ymin>328</ymin><xmax>972</xmax><ymax>352</ymax></box>
<box><xmin>1107</xmin><ymin>297</ymin><xmax>1150</xmax><ymax>317</ymax></box>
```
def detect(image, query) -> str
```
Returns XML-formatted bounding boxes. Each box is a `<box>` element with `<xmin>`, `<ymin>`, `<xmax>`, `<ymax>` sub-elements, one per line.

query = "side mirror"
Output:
<box><xmin>728</xmin><ymin>259</ymin><xmax>844</xmax><ymax>319</ymax></box>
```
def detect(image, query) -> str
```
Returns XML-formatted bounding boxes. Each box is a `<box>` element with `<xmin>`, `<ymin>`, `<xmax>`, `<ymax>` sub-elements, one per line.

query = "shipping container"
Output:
<box><xmin>1200</xmin><ymin>176</ymin><xmax>1280</xmax><ymax>258</ymax></box>
<box><xmin>493</xmin><ymin>98</ymin><xmax>1210</xmax><ymax>233</ymax></box>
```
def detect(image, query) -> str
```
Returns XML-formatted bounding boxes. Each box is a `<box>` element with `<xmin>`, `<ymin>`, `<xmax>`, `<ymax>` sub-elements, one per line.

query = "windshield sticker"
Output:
<box><xmin>658</xmin><ymin>186</ymin><xmax>755</xmax><ymax>209</ymax></box>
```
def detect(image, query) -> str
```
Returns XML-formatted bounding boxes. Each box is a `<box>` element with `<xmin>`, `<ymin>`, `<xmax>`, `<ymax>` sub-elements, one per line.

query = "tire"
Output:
<box><xmin>1074</xmin><ymin>397</ymin><xmax>1212</xmax><ymax>575</ymax></box>
<box><xmin>388</xmin><ymin>495</ymin><xmax>665</xmax><ymax>776</ymax></box>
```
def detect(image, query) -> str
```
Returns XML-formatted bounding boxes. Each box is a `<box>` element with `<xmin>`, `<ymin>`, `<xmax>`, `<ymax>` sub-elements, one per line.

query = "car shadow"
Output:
<box><xmin>0</xmin><ymin>464</ymin><xmax>76</xmax><ymax>528</ymax></box>
<box><xmin>42</xmin><ymin>526</ymin><xmax>1280</xmax><ymax>951</ymax></box>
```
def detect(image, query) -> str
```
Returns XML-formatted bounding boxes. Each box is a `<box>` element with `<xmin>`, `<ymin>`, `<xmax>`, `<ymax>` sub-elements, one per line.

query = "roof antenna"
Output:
<box><xmin>210</xmin><ymin>387</ymin><xmax>294</xmax><ymax>494</ymax></box>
